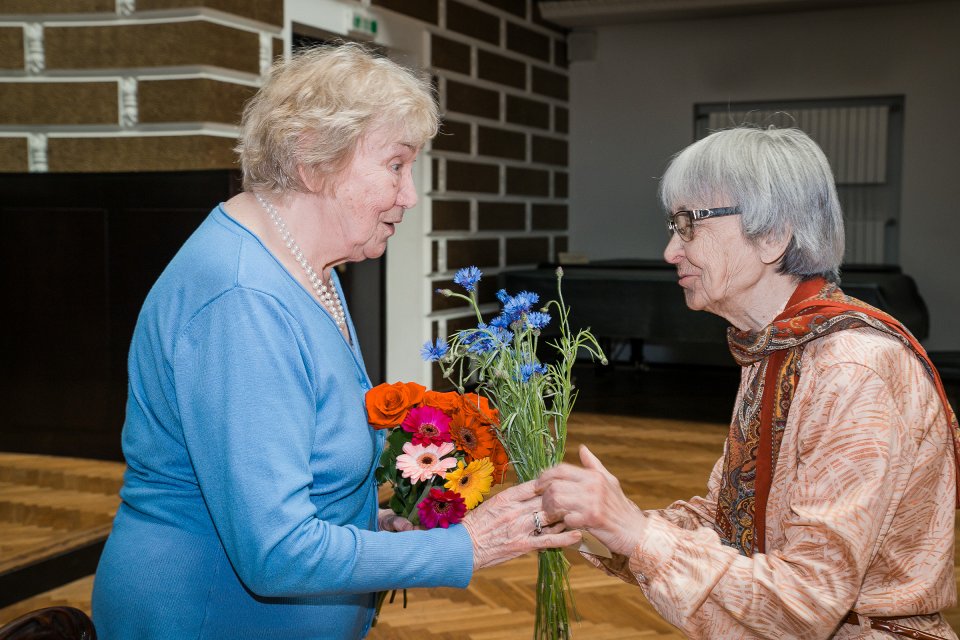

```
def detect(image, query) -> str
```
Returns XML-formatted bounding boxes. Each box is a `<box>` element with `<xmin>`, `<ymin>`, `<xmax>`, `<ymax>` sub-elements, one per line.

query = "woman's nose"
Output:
<box><xmin>396</xmin><ymin>169</ymin><xmax>418</xmax><ymax>210</ymax></box>
<box><xmin>663</xmin><ymin>230</ymin><xmax>684</xmax><ymax>265</ymax></box>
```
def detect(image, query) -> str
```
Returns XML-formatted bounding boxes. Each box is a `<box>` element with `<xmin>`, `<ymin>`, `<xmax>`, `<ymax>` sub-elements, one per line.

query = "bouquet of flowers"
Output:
<box><xmin>367</xmin><ymin>265</ymin><xmax>604</xmax><ymax>638</ymax></box>
<box><xmin>427</xmin><ymin>265</ymin><xmax>605</xmax><ymax>640</ymax></box>
<box><xmin>365</xmin><ymin>382</ymin><xmax>510</xmax><ymax>528</ymax></box>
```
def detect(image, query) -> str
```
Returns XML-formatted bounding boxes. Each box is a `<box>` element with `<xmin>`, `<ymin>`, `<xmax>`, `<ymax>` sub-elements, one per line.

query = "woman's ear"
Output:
<box><xmin>758</xmin><ymin>230</ymin><xmax>791</xmax><ymax>265</ymax></box>
<box><xmin>296</xmin><ymin>163</ymin><xmax>325</xmax><ymax>194</ymax></box>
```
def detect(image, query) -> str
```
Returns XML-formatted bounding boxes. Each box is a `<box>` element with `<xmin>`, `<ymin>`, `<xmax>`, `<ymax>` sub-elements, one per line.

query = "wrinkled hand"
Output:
<box><xmin>378</xmin><ymin>508</ymin><xmax>415</xmax><ymax>532</ymax></box>
<box><xmin>535</xmin><ymin>445</ymin><xmax>646</xmax><ymax>557</ymax></box>
<box><xmin>462</xmin><ymin>480</ymin><xmax>582</xmax><ymax>570</ymax></box>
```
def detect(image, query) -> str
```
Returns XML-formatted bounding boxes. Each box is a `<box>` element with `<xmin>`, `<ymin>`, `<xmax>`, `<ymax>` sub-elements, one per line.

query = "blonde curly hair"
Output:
<box><xmin>236</xmin><ymin>42</ymin><xmax>439</xmax><ymax>194</ymax></box>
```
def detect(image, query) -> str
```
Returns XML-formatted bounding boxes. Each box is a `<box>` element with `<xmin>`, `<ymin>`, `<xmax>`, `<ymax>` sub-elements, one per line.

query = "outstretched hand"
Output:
<box><xmin>462</xmin><ymin>480</ymin><xmax>582</xmax><ymax>570</ymax></box>
<box><xmin>535</xmin><ymin>445</ymin><xmax>646</xmax><ymax>557</ymax></box>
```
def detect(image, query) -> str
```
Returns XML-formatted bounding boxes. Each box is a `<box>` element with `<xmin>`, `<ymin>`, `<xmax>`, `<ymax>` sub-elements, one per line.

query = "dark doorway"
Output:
<box><xmin>0</xmin><ymin>170</ymin><xmax>240</xmax><ymax>460</ymax></box>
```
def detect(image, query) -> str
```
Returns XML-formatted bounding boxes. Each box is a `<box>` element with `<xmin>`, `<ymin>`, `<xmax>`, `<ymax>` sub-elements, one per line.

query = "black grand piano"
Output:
<box><xmin>503</xmin><ymin>260</ymin><xmax>929</xmax><ymax>363</ymax></box>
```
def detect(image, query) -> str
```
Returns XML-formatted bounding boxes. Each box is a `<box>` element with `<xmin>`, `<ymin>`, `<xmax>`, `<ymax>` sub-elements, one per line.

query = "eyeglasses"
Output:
<box><xmin>666</xmin><ymin>206</ymin><xmax>741</xmax><ymax>242</ymax></box>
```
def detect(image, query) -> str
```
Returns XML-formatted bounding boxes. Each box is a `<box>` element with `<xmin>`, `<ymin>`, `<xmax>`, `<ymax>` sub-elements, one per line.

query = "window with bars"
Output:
<box><xmin>694</xmin><ymin>96</ymin><xmax>904</xmax><ymax>266</ymax></box>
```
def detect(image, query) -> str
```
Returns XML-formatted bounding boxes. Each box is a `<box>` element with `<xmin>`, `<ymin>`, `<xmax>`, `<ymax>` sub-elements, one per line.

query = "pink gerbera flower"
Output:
<box><xmin>417</xmin><ymin>488</ymin><xmax>467</xmax><ymax>529</ymax></box>
<box><xmin>401</xmin><ymin>406</ymin><xmax>452</xmax><ymax>446</ymax></box>
<box><xmin>396</xmin><ymin>442</ymin><xmax>457</xmax><ymax>483</ymax></box>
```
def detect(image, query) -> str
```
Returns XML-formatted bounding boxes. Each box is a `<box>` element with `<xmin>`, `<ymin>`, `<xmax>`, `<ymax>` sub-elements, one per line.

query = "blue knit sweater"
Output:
<box><xmin>92</xmin><ymin>206</ymin><xmax>474</xmax><ymax>639</ymax></box>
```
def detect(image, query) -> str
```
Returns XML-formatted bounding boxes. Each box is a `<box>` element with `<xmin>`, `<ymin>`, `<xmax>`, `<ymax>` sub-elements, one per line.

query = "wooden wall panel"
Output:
<box><xmin>44</xmin><ymin>22</ymin><xmax>260</xmax><ymax>74</ymax></box>
<box><xmin>138</xmin><ymin>79</ymin><xmax>257</xmax><ymax>125</ymax></box>
<box><xmin>1</xmin><ymin>0</ymin><xmax>113</xmax><ymax>12</ymax></box>
<box><xmin>0</xmin><ymin>139</ymin><xmax>28</xmax><ymax>172</ymax></box>
<box><xmin>138</xmin><ymin>0</ymin><xmax>283</xmax><ymax>26</ymax></box>
<box><xmin>0</xmin><ymin>83</ymin><xmax>118</xmax><ymax>125</ymax></box>
<box><xmin>0</xmin><ymin>28</ymin><xmax>24</xmax><ymax>69</ymax></box>
<box><xmin>48</xmin><ymin>136</ymin><xmax>237</xmax><ymax>172</ymax></box>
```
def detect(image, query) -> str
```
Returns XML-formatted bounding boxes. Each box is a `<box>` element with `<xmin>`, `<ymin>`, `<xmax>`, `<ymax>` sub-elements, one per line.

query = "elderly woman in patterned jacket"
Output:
<box><xmin>537</xmin><ymin>126</ymin><xmax>959</xmax><ymax>639</ymax></box>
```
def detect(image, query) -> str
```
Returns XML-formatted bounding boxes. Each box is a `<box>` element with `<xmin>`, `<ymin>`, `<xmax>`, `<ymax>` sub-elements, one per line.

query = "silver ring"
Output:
<box><xmin>533</xmin><ymin>511</ymin><xmax>543</xmax><ymax>536</ymax></box>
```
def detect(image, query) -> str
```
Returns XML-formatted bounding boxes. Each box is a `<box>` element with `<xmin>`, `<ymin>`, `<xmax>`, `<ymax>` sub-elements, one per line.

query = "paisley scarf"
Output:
<box><xmin>716</xmin><ymin>277</ymin><xmax>960</xmax><ymax>556</ymax></box>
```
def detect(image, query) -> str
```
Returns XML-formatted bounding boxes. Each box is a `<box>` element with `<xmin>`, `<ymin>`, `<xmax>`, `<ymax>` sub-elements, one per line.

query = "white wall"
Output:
<box><xmin>568</xmin><ymin>1</ymin><xmax>960</xmax><ymax>350</ymax></box>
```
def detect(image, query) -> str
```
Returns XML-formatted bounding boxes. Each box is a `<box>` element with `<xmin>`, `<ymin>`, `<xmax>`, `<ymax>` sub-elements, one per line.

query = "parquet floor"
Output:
<box><xmin>0</xmin><ymin>453</ymin><xmax>123</xmax><ymax>577</ymax></box>
<box><xmin>2</xmin><ymin>414</ymin><xmax>959</xmax><ymax>638</ymax></box>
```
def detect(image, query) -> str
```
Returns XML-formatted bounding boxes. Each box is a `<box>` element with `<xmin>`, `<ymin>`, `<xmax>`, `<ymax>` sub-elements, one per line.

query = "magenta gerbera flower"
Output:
<box><xmin>401</xmin><ymin>405</ymin><xmax>452</xmax><ymax>446</ymax></box>
<box><xmin>417</xmin><ymin>488</ymin><xmax>467</xmax><ymax>529</ymax></box>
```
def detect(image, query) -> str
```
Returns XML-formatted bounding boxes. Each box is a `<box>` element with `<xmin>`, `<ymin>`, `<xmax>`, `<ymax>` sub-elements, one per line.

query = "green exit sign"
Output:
<box><xmin>352</xmin><ymin>13</ymin><xmax>378</xmax><ymax>36</ymax></box>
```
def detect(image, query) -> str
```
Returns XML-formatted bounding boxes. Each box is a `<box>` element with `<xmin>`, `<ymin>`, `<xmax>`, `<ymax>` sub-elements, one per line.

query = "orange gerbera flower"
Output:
<box><xmin>449</xmin><ymin>412</ymin><xmax>496</xmax><ymax>462</ymax></box>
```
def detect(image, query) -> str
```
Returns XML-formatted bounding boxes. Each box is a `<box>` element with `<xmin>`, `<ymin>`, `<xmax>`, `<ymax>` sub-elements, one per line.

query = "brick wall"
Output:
<box><xmin>371</xmin><ymin>0</ymin><xmax>570</xmax><ymax>383</ymax></box>
<box><xmin>0</xmin><ymin>0</ymin><xmax>282</xmax><ymax>172</ymax></box>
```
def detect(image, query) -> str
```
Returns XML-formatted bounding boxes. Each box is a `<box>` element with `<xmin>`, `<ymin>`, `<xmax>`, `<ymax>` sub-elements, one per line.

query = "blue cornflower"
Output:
<box><xmin>453</xmin><ymin>266</ymin><xmax>482</xmax><ymax>292</ymax></box>
<box><xmin>518</xmin><ymin>362</ymin><xmax>548</xmax><ymax>383</ymax></box>
<box><xmin>496</xmin><ymin>289</ymin><xmax>510</xmax><ymax>304</ymax></box>
<box><xmin>489</xmin><ymin>313</ymin><xmax>511</xmax><ymax>330</ymax></box>
<box><xmin>420</xmin><ymin>337</ymin><xmax>450</xmax><ymax>361</ymax></box>
<box><xmin>502</xmin><ymin>291</ymin><xmax>540</xmax><ymax>324</ymax></box>
<box><xmin>526</xmin><ymin>311</ymin><xmax>551</xmax><ymax>330</ymax></box>
<box><xmin>466</xmin><ymin>325</ymin><xmax>513</xmax><ymax>355</ymax></box>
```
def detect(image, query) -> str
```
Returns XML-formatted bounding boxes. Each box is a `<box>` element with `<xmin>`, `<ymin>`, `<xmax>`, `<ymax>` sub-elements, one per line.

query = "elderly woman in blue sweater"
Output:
<box><xmin>91</xmin><ymin>44</ymin><xmax>580</xmax><ymax>639</ymax></box>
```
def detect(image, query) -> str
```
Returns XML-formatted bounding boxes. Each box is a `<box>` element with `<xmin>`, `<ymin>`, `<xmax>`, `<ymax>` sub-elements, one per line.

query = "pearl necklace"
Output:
<box><xmin>255</xmin><ymin>193</ymin><xmax>347</xmax><ymax>329</ymax></box>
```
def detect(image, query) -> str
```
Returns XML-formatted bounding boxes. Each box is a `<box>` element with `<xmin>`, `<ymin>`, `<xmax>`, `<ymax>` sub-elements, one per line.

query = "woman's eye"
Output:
<box><xmin>390</xmin><ymin>163</ymin><xmax>402</xmax><ymax>173</ymax></box>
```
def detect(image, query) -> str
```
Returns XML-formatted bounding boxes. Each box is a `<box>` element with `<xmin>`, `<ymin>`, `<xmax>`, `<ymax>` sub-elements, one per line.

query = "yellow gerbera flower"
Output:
<box><xmin>444</xmin><ymin>458</ymin><xmax>494</xmax><ymax>509</ymax></box>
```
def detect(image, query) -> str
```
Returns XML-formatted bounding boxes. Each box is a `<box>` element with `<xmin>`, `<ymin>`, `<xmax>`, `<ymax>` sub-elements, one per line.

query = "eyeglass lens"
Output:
<box><xmin>671</xmin><ymin>212</ymin><xmax>693</xmax><ymax>241</ymax></box>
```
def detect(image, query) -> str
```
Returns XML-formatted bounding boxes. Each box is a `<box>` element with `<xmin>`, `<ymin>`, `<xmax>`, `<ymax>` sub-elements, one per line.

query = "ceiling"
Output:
<box><xmin>537</xmin><ymin>0</ymin><xmax>946</xmax><ymax>28</ymax></box>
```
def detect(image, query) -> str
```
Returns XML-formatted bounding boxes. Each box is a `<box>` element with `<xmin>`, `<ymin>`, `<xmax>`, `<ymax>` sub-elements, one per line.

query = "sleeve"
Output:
<box><xmin>172</xmin><ymin>288</ymin><xmax>473</xmax><ymax>598</ymax></box>
<box><xmin>625</xmin><ymin>360</ymin><xmax>909</xmax><ymax>639</ymax></box>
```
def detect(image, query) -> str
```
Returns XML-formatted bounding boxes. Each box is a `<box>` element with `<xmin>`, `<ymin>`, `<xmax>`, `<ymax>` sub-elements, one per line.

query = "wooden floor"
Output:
<box><xmin>2</xmin><ymin>413</ymin><xmax>959</xmax><ymax>638</ymax></box>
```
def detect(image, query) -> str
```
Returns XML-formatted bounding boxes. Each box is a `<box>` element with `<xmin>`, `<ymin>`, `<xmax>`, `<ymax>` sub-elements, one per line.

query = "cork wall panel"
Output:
<box><xmin>532</xmin><ymin>135</ymin><xmax>568</xmax><ymax>165</ymax></box>
<box><xmin>532</xmin><ymin>66</ymin><xmax>568</xmax><ymax>100</ymax></box>
<box><xmin>506</xmin><ymin>23</ymin><xmax>549</xmax><ymax>62</ymax></box>
<box><xmin>3</xmin><ymin>0</ymin><xmax>113</xmax><ymax>12</ymax></box>
<box><xmin>446</xmin><ymin>1</ymin><xmax>500</xmax><ymax>45</ymax></box>
<box><xmin>446</xmin><ymin>81</ymin><xmax>499</xmax><ymax>120</ymax></box>
<box><xmin>478</xmin><ymin>0</ymin><xmax>525</xmax><ymax>18</ymax></box>
<box><xmin>0</xmin><ymin>83</ymin><xmax>117</xmax><ymax>125</ymax></box>
<box><xmin>137</xmin><ymin>0</ymin><xmax>283</xmax><ymax>26</ymax></box>
<box><xmin>139</xmin><ymin>79</ymin><xmax>257</xmax><ymax>125</ymax></box>
<box><xmin>45</xmin><ymin>22</ymin><xmax>260</xmax><ymax>74</ymax></box>
<box><xmin>0</xmin><ymin>28</ymin><xmax>24</xmax><ymax>70</ymax></box>
<box><xmin>48</xmin><ymin>135</ymin><xmax>237</xmax><ymax>172</ymax></box>
<box><xmin>554</xmin><ymin>171</ymin><xmax>568</xmax><ymax>198</ymax></box>
<box><xmin>432</xmin><ymin>199</ymin><xmax>471</xmax><ymax>231</ymax></box>
<box><xmin>532</xmin><ymin>204</ymin><xmax>567</xmax><ymax>230</ymax></box>
<box><xmin>555</xmin><ymin>106</ymin><xmax>568</xmax><ymax>134</ymax></box>
<box><xmin>0</xmin><ymin>138</ymin><xmax>28</xmax><ymax>172</ymax></box>
<box><xmin>433</xmin><ymin>119</ymin><xmax>471</xmax><ymax>153</ymax></box>
<box><xmin>506</xmin><ymin>237</ymin><xmax>549</xmax><ymax>265</ymax></box>
<box><xmin>372</xmin><ymin>0</ymin><xmax>438</xmax><ymax>25</ymax></box>
<box><xmin>431</xmin><ymin>34</ymin><xmax>470</xmax><ymax>75</ymax></box>
<box><xmin>446</xmin><ymin>238</ymin><xmax>499</xmax><ymax>269</ymax></box>
<box><xmin>446</xmin><ymin>159</ymin><xmax>499</xmax><ymax>193</ymax></box>
<box><xmin>478</xmin><ymin>201</ymin><xmax>524</xmax><ymax>230</ymax></box>
<box><xmin>506</xmin><ymin>95</ymin><xmax>549</xmax><ymax>129</ymax></box>
<box><xmin>506</xmin><ymin>166</ymin><xmax>549</xmax><ymax>196</ymax></box>
<box><xmin>477</xmin><ymin>49</ymin><xmax>525</xmax><ymax>90</ymax></box>
<box><xmin>478</xmin><ymin>125</ymin><xmax>525</xmax><ymax>160</ymax></box>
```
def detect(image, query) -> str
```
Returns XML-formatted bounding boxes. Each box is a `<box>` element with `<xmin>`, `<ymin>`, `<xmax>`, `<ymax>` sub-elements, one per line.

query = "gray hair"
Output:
<box><xmin>659</xmin><ymin>126</ymin><xmax>845</xmax><ymax>282</ymax></box>
<box><xmin>236</xmin><ymin>42</ymin><xmax>439</xmax><ymax>194</ymax></box>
